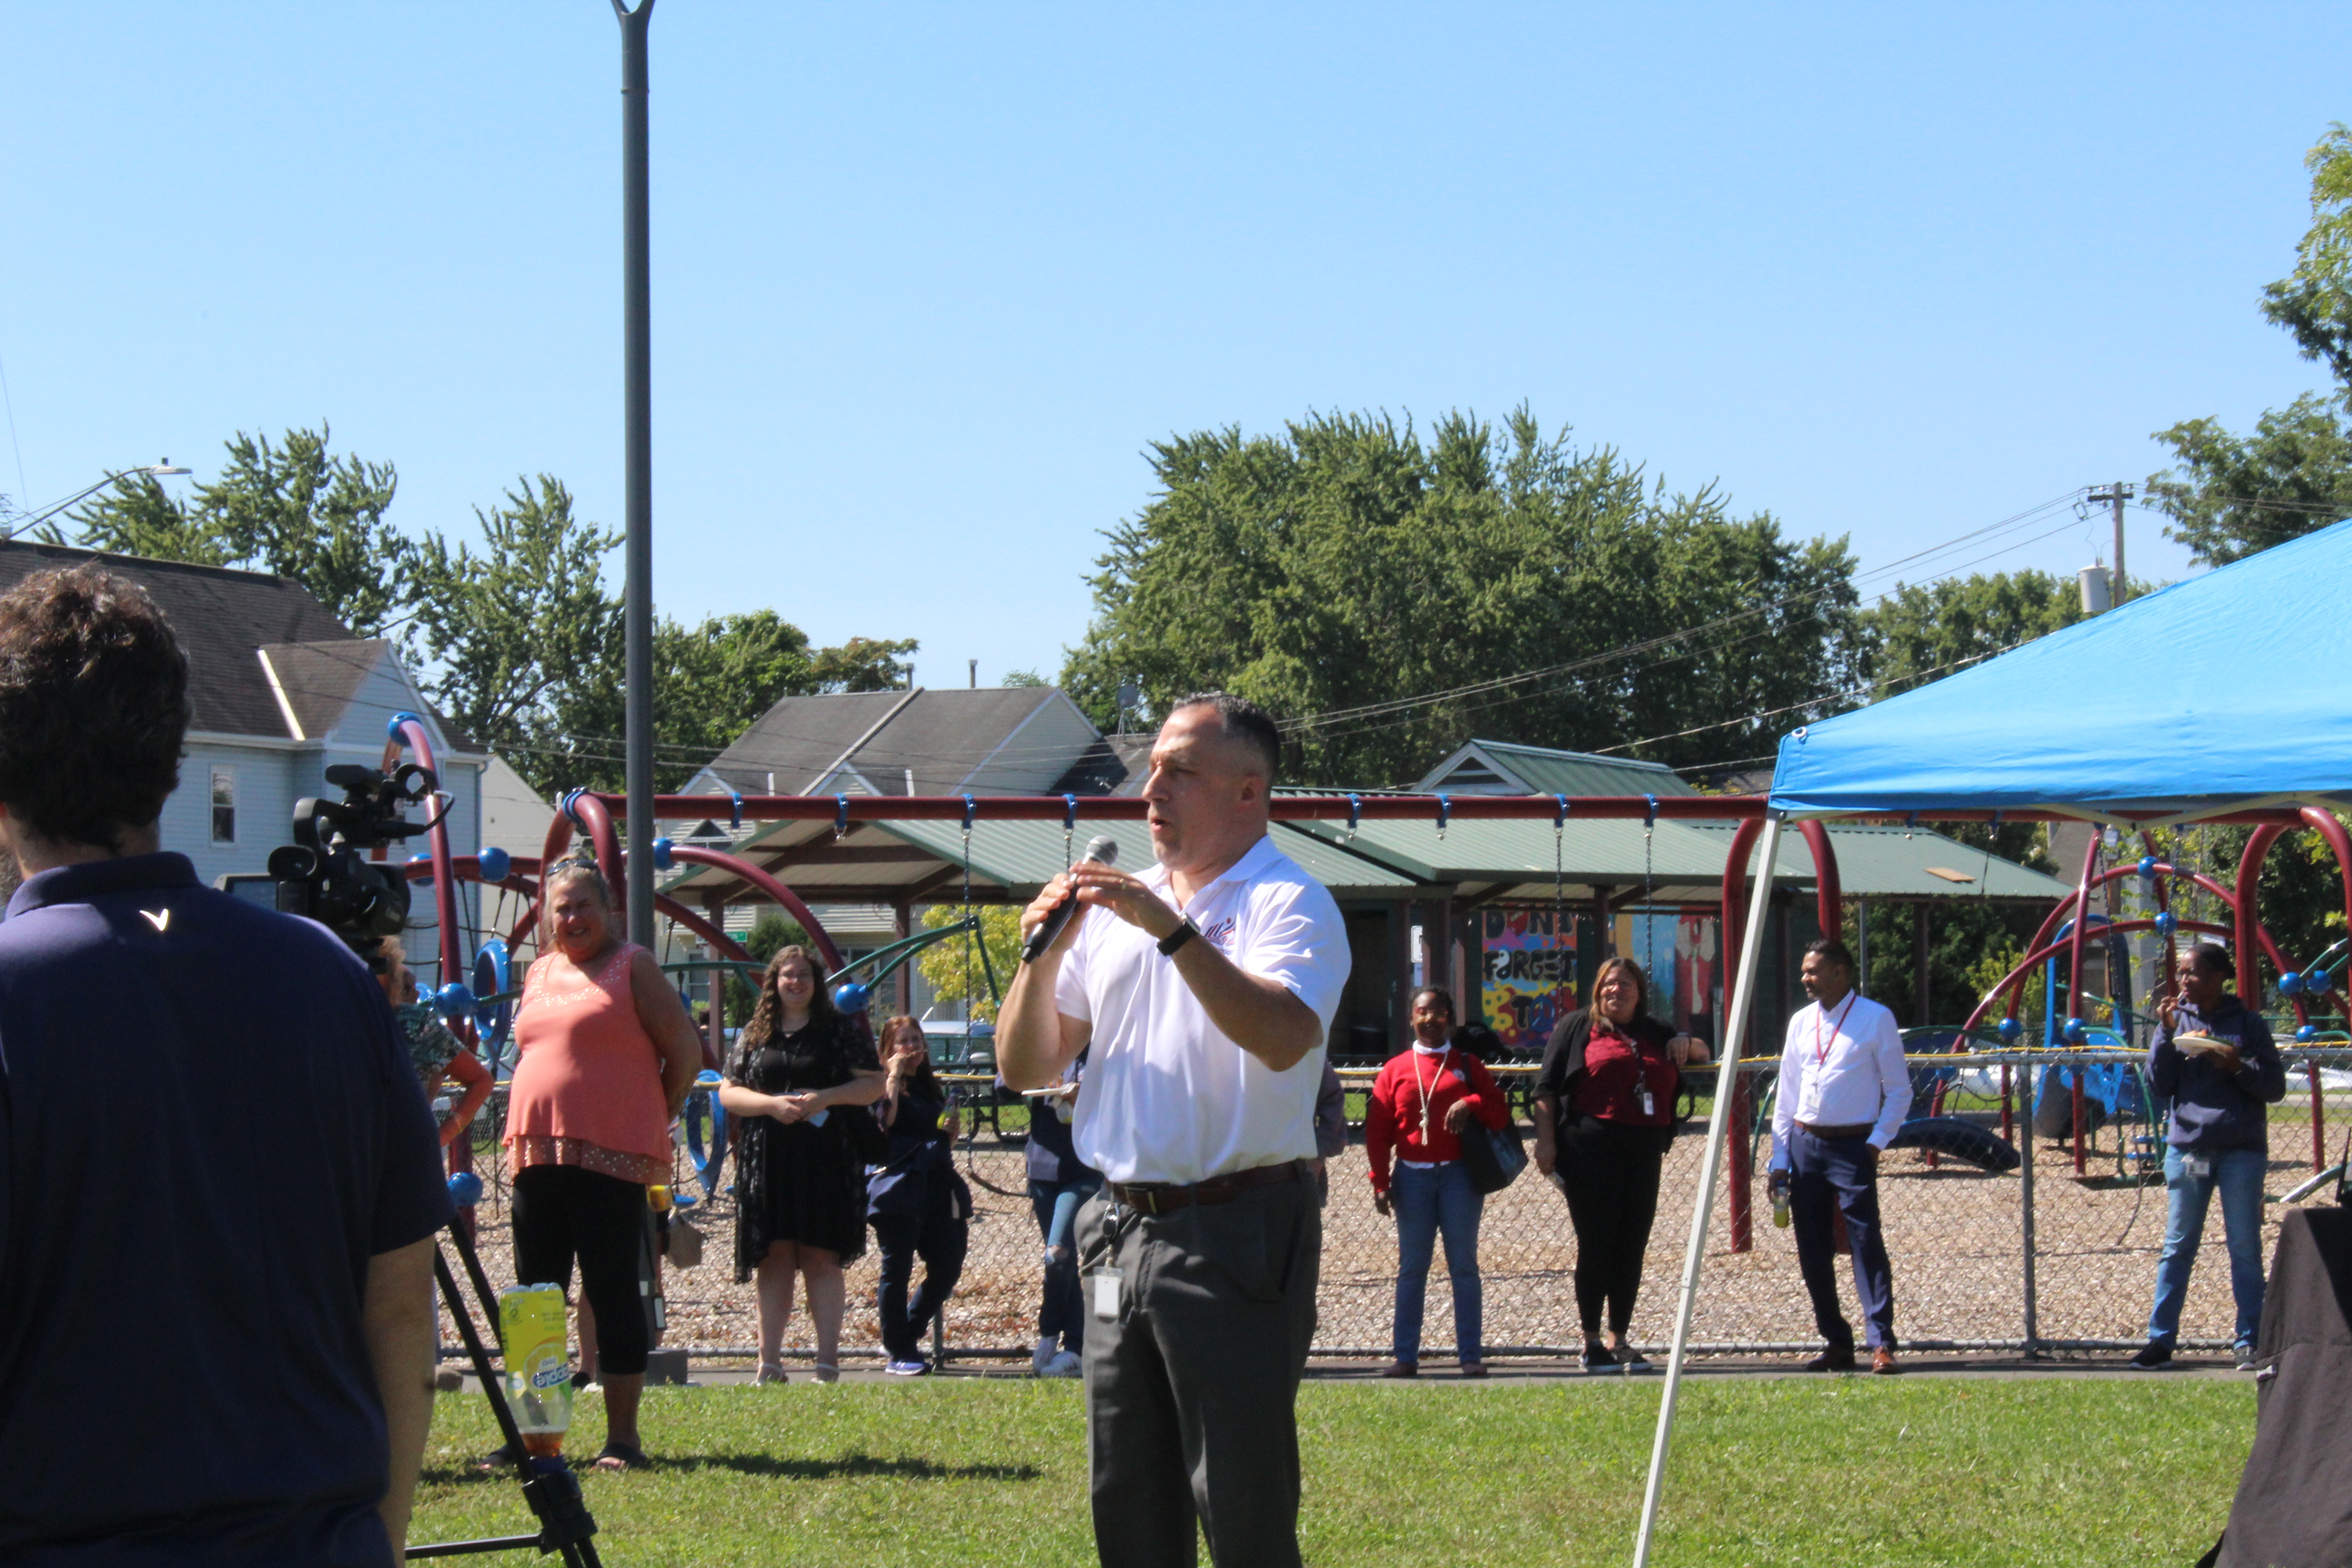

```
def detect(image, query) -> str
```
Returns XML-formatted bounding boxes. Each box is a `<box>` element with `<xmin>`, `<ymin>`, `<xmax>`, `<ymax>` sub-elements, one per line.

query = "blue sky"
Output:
<box><xmin>4</xmin><ymin>3</ymin><xmax>2346</xmax><ymax>731</ymax></box>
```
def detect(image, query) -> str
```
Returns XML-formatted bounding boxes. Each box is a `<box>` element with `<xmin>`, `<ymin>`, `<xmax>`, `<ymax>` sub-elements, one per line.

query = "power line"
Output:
<box><xmin>1270</xmin><ymin>490</ymin><xmax>2088</xmax><ymax>739</ymax></box>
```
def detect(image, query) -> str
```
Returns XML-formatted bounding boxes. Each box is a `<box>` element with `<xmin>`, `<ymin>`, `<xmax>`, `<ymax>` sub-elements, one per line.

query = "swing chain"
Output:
<box><xmin>1553</xmin><ymin>796</ymin><xmax>1568</xmax><ymax>986</ymax></box>
<box><xmin>960</xmin><ymin>796</ymin><xmax>977</xmax><ymax>1057</ymax></box>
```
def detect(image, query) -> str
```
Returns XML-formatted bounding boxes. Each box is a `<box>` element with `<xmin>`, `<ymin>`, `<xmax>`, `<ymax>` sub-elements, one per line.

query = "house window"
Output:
<box><xmin>210</xmin><ymin>768</ymin><xmax>236</xmax><ymax>844</ymax></box>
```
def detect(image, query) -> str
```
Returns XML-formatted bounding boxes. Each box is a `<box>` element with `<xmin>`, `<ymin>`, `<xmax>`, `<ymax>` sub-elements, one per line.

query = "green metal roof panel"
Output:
<box><xmin>871</xmin><ymin>817</ymin><xmax>1420</xmax><ymax>899</ymax></box>
<box><xmin>1467</xmin><ymin>743</ymin><xmax>1699</xmax><ymax>799</ymax></box>
<box><xmin>1282</xmin><ymin>814</ymin><xmax>1735</xmax><ymax>890</ymax></box>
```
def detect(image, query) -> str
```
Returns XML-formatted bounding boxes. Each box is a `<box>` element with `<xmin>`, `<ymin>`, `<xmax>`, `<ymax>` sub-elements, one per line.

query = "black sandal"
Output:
<box><xmin>593</xmin><ymin>1441</ymin><xmax>652</xmax><ymax>1470</ymax></box>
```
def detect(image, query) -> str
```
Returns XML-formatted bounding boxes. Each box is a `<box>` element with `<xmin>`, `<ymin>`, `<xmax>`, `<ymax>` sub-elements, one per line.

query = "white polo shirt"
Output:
<box><xmin>1053</xmin><ymin>833</ymin><xmax>1351</xmax><ymax>1185</ymax></box>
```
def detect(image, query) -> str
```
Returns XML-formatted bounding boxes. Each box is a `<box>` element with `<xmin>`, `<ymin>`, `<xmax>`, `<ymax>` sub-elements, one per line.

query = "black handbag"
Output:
<box><xmin>1459</xmin><ymin>1116</ymin><xmax>1528</xmax><ymax>1194</ymax></box>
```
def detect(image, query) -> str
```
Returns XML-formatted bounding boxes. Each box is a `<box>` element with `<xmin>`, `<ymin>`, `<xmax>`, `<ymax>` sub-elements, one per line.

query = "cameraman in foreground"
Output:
<box><xmin>0</xmin><ymin>567</ymin><xmax>453</xmax><ymax>1564</ymax></box>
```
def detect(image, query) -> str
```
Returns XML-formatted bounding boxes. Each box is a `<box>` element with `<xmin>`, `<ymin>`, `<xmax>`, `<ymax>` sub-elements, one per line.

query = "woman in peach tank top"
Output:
<box><xmin>500</xmin><ymin>858</ymin><xmax>702</xmax><ymax>1470</ymax></box>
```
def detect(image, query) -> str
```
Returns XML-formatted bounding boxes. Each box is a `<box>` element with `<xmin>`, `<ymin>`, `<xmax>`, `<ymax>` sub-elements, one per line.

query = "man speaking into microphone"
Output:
<box><xmin>999</xmin><ymin>691</ymin><xmax>1349</xmax><ymax>1568</ymax></box>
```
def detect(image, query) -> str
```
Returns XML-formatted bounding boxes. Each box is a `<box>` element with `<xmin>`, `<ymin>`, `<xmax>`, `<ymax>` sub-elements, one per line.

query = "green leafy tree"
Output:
<box><xmin>808</xmin><ymin>637</ymin><xmax>918</xmax><ymax>693</ymax></box>
<box><xmin>1858</xmin><ymin>570</ymin><xmax>2083</xmax><ymax>701</ymax></box>
<box><xmin>401</xmin><ymin>476</ymin><xmax>623</xmax><ymax>796</ymax></box>
<box><xmin>1061</xmin><ymin>407</ymin><xmax>1861</xmax><ymax>786</ymax></box>
<box><xmin>61</xmin><ymin>425</ymin><xmax>409</xmax><ymax>634</ymax></box>
<box><xmin>915</xmin><ymin>904</ymin><xmax>1021</xmax><ymax>1024</ymax></box>
<box><xmin>2149</xmin><ymin>126</ymin><xmax>2352</xmax><ymax>565</ymax></box>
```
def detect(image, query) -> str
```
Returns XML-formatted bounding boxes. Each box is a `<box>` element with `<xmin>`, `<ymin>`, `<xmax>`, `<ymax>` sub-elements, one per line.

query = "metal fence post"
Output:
<box><xmin>2019</xmin><ymin>1080</ymin><xmax>2039</xmax><ymax>1357</ymax></box>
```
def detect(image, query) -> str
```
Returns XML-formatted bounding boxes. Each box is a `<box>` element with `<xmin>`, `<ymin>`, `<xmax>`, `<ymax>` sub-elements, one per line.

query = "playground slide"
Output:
<box><xmin>1887</xmin><ymin>1115</ymin><xmax>2022</xmax><ymax>1173</ymax></box>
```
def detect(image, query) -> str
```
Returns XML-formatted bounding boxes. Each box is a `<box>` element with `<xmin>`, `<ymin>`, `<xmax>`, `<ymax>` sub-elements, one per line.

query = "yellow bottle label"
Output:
<box><xmin>497</xmin><ymin>1284</ymin><xmax>573</xmax><ymax>1435</ymax></box>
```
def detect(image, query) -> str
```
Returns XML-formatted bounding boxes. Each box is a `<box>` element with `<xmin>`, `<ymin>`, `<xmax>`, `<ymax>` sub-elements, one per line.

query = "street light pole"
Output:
<box><xmin>2</xmin><ymin>462</ymin><xmax>192</xmax><ymax>542</ymax></box>
<box><xmin>614</xmin><ymin>0</ymin><xmax>656</xmax><ymax>949</ymax></box>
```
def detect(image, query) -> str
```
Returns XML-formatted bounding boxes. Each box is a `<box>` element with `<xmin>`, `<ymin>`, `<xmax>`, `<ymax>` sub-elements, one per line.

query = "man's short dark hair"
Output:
<box><xmin>1804</xmin><ymin>938</ymin><xmax>1857</xmax><ymax>974</ymax></box>
<box><xmin>1169</xmin><ymin>691</ymin><xmax>1280</xmax><ymax>783</ymax></box>
<box><xmin>0</xmin><ymin>566</ymin><xmax>190</xmax><ymax>850</ymax></box>
<box><xmin>2185</xmin><ymin>941</ymin><xmax>2235</xmax><ymax>980</ymax></box>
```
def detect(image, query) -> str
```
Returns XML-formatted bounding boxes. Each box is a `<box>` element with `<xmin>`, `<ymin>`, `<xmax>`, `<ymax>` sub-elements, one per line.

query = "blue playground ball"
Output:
<box><xmin>1999</xmin><ymin>1017</ymin><xmax>2023</xmax><ymax>1042</ymax></box>
<box><xmin>447</xmin><ymin>1171</ymin><xmax>485</xmax><ymax>1206</ymax></box>
<box><xmin>2280</xmin><ymin>971</ymin><xmax>2305</xmax><ymax>997</ymax></box>
<box><xmin>652</xmin><ymin>836</ymin><xmax>674</xmax><ymax>870</ymax></box>
<box><xmin>2063</xmin><ymin>1017</ymin><xmax>2087</xmax><ymax>1044</ymax></box>
<box><xmin>434</xmin><ymin>981</ymin><xmax>475</xmax><ymax>1019</ymax></box>
<box><xmin>2308</xmin><ymin>970</ymin><xmax>2332</xmax><ymax>995</ymax></box>
<box><xmin>2298</xmin><ymin>1024</ymin><xmax>2319</xmax><ymax>1043</ymax></box>
<box><xmin>2155</xmin><ymin>911</ymin><xmax>2179</xmax><ymax>935</ymax></box>
<box><xmin>477</xmin><ymin>846</ymin><xmax>511</xmax><ymax>883</ymax></box>
<box><xmin>696</xmin><ymin>1068</ymin><xmax>724</xmax><ymax>1086</ymax></box>
<box><xmin>832</xmin><ymin>982</ymin><xmax>871</xmax><ymax>1015</ymax></box>
<box><xmin>2137</xmin><ymin>855</ymin><xmax>2159</xmax><ymax>880</ymax></box>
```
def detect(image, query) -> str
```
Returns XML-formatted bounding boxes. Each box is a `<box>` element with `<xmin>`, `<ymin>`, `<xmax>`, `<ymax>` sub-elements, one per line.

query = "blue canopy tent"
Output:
<box><xmin>1633</xmin><ymin>521</ymin><xmax>2352</xmax><ymax>1565</ymax></box>
<box><xmin>1769</xmin><ymin>519</ymin><xmax>2352</xmax><ymax>820</ymax></box>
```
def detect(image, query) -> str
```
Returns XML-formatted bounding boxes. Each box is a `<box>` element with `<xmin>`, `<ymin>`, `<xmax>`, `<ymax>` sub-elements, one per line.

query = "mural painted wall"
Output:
<box><xmin>1484</xmin><ymin>907</ymin><xmax>1725</xmax><ymax>1053</ymax></box>
<box><xmin>1480</xmin><ymin>908</ymin><xmax>1576</xmax><ymax>1054</ymax></box>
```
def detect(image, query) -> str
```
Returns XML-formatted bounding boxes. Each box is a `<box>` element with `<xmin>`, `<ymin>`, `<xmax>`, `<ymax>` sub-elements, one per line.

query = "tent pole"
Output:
<box><xmin>1633</xmin><ymin>812</ymin><xmax>1783</xmax><ymax>1568</ymax></box>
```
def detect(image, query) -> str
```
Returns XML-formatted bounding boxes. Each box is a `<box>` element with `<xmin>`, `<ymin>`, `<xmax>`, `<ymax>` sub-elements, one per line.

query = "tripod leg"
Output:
<box><xmin>407</xmin><ymin>1232</ymin><xmax>603</xmax><ymax>1561</ymax></box>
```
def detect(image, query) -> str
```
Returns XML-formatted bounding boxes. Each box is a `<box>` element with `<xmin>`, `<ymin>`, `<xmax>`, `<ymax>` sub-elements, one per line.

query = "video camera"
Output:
<box><xmin>264</xmin><ymin>762</ymin><xmax>438</xmax><ymax>951</ymax></box>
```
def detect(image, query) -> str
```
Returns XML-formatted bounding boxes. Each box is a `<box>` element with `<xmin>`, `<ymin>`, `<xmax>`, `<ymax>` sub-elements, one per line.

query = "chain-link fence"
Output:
<box><xmin>446</xmin><ymin>1046</ymin><xmax>2352</xmax><ymax>1362</ymax></box>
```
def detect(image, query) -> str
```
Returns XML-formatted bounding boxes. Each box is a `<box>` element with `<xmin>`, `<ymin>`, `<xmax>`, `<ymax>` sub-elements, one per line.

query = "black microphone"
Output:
<box><xmin>1022</xmin><ymin>835</ymin><xmax>1119</xmax><ymax>962</ymax></box>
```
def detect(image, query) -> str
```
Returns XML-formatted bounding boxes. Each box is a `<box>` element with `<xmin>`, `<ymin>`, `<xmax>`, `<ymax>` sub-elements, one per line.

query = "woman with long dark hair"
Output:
<box><xmin>1533</xmin><ymin>956</ymin><xmax>1707</xmax><ymax>1371</ymax></box>
<box><xmin>717</xmin><ymin>946</ymin><xmax>885</xmax><ymax>1383</ymax></box>
<box><xmin>867</xmin><ymin>1015</ymin><xmax>971</xmax><ymax>1376</ymax></box>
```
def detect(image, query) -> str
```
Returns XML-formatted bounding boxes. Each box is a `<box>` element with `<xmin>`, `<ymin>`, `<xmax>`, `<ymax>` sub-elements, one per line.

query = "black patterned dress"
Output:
<box><xmin>726</xmin><ymin>1016</ymin><xmax>881</xmax><ymax>1279</ymax></box>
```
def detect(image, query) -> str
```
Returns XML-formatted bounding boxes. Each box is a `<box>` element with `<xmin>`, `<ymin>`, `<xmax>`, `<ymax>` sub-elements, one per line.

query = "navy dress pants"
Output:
<box><xmin>1788</xmin><ymin>1126</ymin><xmax>1896</xmax><ymax>1352</ymax></box>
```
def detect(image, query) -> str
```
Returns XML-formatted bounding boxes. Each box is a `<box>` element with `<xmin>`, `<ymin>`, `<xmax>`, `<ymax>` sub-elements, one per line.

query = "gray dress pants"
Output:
<box><xmin>1077</xmin><ymin>1163</ymin><xmax>1321</xmax><ymax>1568</ymax></box>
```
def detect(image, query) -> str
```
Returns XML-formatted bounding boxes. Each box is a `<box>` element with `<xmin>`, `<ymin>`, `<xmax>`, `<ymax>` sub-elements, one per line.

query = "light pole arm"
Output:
<box><xmin>2</xmin><ymin>465</ymin><xmax>184</xmax><ymax>542</ymax></box>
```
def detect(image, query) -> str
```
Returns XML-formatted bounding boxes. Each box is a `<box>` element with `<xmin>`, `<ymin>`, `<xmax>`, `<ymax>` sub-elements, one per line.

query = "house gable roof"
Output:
<box><xmin>0</xmin><ymin>542</ymin><xmax>474</xmax><ymax>750</ymax></box>
<box><xmin>1417</xmin><ymin>739</ymin><xmax>1697</xmax><ymax>799</ymax></box>
<box><xmin>700</xmin><ymin>686</ymin><xmax>1103</xmax><ymax>798</ymax></box>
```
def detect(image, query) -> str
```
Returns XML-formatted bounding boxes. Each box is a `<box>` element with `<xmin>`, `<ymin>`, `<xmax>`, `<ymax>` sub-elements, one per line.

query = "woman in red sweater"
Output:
<box><xmin>1366</xmin><ymin>986</ymin><xmax>1511</xmax><ymax>1377</ymax></box>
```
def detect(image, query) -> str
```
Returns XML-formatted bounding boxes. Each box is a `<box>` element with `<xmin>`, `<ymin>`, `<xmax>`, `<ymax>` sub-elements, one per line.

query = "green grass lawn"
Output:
<box><xmin>411</xmin><ymin>1377</ymin><xmax>2250</xmax><ymax>1566</ymax></box>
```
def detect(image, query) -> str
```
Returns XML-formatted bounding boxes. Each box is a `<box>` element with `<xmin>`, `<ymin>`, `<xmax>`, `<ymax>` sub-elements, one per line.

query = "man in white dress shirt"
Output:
<box><xmin>999</xmin><ymin>692</ymin><xmax>1350</xmax><ymax>1568</ymax></box>
<box><xmin>1768</xmin><ymin>938</ymin><xmax>1911</xmax><ymax>1374</ymax></box>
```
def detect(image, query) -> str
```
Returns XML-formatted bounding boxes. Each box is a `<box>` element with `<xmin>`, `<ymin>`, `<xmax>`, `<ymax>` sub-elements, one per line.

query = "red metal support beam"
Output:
<box><xmin>1796</xmin><ymin>818</ymin><xmax>1842</xmax><ymax>948</ymax></box>
<box><xmin>1718</xmin><ymin>816</ymin><xmax>1768</xmax><ymax>1255</ymax></box>
<box><xmin>603</xmin><ymin>790</ymin><xmax>2322</xmax><ymax>828</ymax></box>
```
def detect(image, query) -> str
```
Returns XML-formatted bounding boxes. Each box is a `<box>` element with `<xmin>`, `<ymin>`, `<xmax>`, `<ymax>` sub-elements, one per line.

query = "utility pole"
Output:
<box><xmin>2088</xmin><ymin>482</ymin><xmax>2133</xmax><ymax>603</ymax></box>
<box><xmin>615</xmin><ymin>0</ymin><xmax>656</xmax><ymax>949</ymax></box>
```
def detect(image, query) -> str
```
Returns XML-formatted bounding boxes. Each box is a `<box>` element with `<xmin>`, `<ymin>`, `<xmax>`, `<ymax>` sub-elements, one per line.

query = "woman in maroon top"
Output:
<box><xmin>1533</xmin><ymin>957</ymin><xmax>1708</xmax><ymax>1370</ymax></box>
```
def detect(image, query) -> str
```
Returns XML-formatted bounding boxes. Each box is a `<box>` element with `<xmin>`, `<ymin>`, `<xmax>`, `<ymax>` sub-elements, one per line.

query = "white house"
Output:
<box><xmin>0</xmin><ymin>543</ymin><xmax>488</xmax><ymax>979</ymax></box>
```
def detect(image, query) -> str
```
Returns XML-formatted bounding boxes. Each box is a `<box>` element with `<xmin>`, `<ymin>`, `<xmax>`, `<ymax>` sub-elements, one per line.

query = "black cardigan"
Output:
<box><xmin>1536</xmin><ymin>1008</ymin><xmax>1683</xmax><ymax>1149</ymax></box>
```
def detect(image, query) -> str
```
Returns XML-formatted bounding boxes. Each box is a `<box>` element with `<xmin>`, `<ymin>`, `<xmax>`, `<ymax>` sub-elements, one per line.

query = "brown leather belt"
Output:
<box><xmin>1798</xmin><ymin>1121</ymin><xmax>1873</xmax><ymax>1140</ymax></box>
<box><xmin>1109</xmin><ymin>1158</ymin><xmax>1311</xmax><ymax>1216</ymax></box>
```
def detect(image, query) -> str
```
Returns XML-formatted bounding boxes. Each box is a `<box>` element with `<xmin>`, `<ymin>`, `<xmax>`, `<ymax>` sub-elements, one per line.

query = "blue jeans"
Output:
<box><xmin>1030</xmin><ymin>1171</ymin><xmax>1102</xmax><ymax>1352</ymax></box>
<box><xmin>2147</xmin><ymin>1143</ymin><xmax>2269</xmax><ymax>1349</ymax></box>
<box><xmin>1391</xmin><ymin>1160</ymin><xmax>1484</xmax><ymax>1365</ymax></box>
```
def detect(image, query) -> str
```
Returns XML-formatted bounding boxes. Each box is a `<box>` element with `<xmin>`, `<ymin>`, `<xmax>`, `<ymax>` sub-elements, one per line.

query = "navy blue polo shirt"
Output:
<box><xmin>0</xmin><ymin>853</ymin><xmax>453</xmax><ymax>1564</ymax></box>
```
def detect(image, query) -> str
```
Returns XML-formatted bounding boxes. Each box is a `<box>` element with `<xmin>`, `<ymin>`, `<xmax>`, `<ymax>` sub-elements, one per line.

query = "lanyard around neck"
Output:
<box><xmin>1813</xmin><ymin>993</ymin><xmax>1859</xmax><ymax>1068</ymax></box>
<box><xmin>1411</xmin><ymin>1049</ymin><xmax>1450</xmax><ymax>1138</ymax></box>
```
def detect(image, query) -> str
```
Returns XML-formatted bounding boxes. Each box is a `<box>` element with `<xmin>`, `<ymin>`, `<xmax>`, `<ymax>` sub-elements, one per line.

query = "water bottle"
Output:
<box><xmin>497</xmin><ymin>1283</ymin><xmax>573</xmax><ymax>1458</ymax></box>
<box><xmin>1770</xmin><ymin>1173</ymin><xmax>1792</xmax><ymax>1229</ymax></box>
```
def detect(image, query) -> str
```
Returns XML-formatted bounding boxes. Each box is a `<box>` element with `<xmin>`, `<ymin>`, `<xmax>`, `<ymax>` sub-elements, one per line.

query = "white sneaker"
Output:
<box><xmin>1043</xmin><ymin>1349</ymin><xmax>1083</xmax><ymax>1378</ymax></box>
